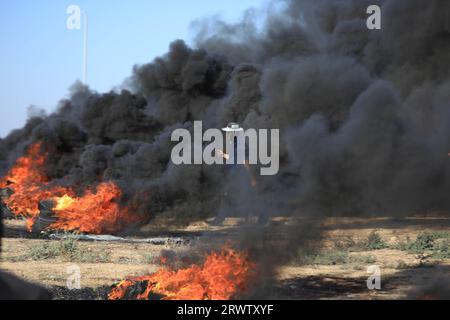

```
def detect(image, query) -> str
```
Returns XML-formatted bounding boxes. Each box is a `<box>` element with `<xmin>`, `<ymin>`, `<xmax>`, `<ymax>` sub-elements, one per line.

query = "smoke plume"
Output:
<box><xmin>1</xmin><ymin>0</ymin><xmax>450</xmax><ymax>228</ymax></box>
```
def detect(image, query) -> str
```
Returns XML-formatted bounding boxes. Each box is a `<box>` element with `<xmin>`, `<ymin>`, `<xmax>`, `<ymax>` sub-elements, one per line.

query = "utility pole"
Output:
<box><xmin>82</xmin><ymin>11</ymin><xmax>88</xmax><ymax>85</ymax></box>
<box><xmin>66</xmin><ymin>5</ymin><xmax>88</xmax><ymax>85</ymax></box>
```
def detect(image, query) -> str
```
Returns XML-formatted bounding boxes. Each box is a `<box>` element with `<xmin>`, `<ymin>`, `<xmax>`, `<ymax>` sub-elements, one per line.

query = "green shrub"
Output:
<box><xmin>396</xmin><ymin>232</ymin><xmax>435</xmax><ymax>253</ymax></box>
<box><xmin>299</xmin><ymin>249</ymin><xmax>349</xmax><ymax>265</ymax></box>
<box><xmin>365</xmin><ymin>231</ymin><xmax>388</xmax><ymax>250</ymax></box>
<box><xmin>28</xmin><ymin>234</ymin><xmax>110</xmax><ymax>263</ymax></box>
<box><xmin>333</xmin><ymin>237</ymin><xmax>357</xmax><ymax>250</ymax></box>
<box><xmin>350</xmin><ymin>254</ymin><xmax>376</xmax><ymax>264</ymax></box>
<box><xmin>432</xmin><ymin>239</ymin><xmax>450</xmax><ymax>259</ymax></box>
<box><xmin>395</xmin><ymin>232</ymin><xmax>450</xmax><ymax>259</ymax></box>
<box><xmin>412</xmin><ymin>233</ymin><xmax>435</xmax><ymax>251</ymax></box>
<box><xmin>29</xmin><ymin>242</ymin><xmax>61</xmax><ymax>260</ymax></box>
<box><xmin>57</xmin><ymin>233</ymin><xmax>81</xmax><ymax>259</ymax></box>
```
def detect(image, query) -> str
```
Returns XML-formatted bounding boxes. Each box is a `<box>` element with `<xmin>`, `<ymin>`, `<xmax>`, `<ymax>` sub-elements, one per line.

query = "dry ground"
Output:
<box><xmin>1</xmin><ymin>216</ymin><xmax>449</xmax><ymax>299</ymax></box>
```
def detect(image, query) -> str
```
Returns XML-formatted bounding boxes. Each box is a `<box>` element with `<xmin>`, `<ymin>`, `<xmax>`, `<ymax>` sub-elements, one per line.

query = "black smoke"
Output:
<box><xmin>1</xmin><ymin>0</ymin><xmax>450</xmax><ymax>226</ymax></box>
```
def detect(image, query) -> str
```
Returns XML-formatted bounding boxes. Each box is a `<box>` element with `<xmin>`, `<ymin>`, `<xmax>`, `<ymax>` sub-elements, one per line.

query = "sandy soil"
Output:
<box><xmin>1</xmin><ymin>216</ymin><xmax>449</xmax><ymax>300</ymax></box>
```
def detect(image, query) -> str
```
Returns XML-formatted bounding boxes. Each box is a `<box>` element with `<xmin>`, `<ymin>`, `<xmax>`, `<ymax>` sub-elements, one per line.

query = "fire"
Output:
<box><xmin>216</xmin><ymin>149</ymin><xmax>230</xmax><ymax>161</ymax></box>
<box><xmin>53</xmin><ymin>194</ymin><xmax>76</xmax><ymax>210</ymax></box>
<box><xmin>108</xmin><ymin>247</ymin><xmax>256</xmax><ymax>300</ymax></box>
<box><xmin>0</xmin><ymin>142</ymin><xmax>72</xmax><ymax>229</ymax></box>
<box><xmin>0</xmin><ymin>142</ymin><xmax>47</xmax><ymax>187</ymax></box>
<box><xmin>50</xmin><ymin>182</ymin><xmax>140</xmax><ymax>234</ymax></box>
<box><xmin>0</xmin><ymin>142</ymin><xmax>140</xmax><ymax>234</ymax></box>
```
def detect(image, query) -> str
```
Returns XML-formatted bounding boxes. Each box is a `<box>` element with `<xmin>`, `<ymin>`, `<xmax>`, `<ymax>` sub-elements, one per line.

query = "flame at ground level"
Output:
<box><xmin>108</xmin><ymin>247</ymin><xmax>256</xmax><ymax>300</ymax></box>
<box><xmin>0</xmin><ymin>142</ymin><xmax>73</xmax><ymax>229</ymax></box>
<box><xmin>0</xmin><ymin>142</ymin><xmax>140</xmax><ymax>234</ymax></box>
<box><xmin>50</xmin><ymin>182</ymin><xmax>140</xmax><ymax>234</ymax></box>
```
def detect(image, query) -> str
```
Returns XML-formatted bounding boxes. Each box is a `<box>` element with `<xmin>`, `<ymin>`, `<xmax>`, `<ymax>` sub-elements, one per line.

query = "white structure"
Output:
<box><xmin>222</xmin><ymin>123</ymin><xmax>244</xmax><ymax>148</ymax></box>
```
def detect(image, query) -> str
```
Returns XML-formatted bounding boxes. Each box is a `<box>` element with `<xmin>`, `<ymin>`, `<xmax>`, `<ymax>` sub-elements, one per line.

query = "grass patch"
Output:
<box><xmin>301</xmin><ymin>249</ymin><xmax>350</xmax><ymax>265</ymax></box>
<box><xmin>295</xmin><ymin>231</ymin><xmax>385</xmax><ymax>266</ymax></box>
<box><xmin>395</xmin><ymin>232</ymin><xmax>450</xmax><ymax>259</ymax></box>
<box><xmin>365</xmin><ymin>231</ymin><xmax>388</xmax><ymax>250</ymax></box>
<box><xmin>350</xmin><ymin>254</ymin><xmax>377</xmax><ymax>264</ymax></box>
<box><xmin>28</xmin><ymin>234</ymin><xmax>110</xmax><ymax>263</ymax></box>
<box><xmin>432</xmin><ymin>239</ymin><xmax>450</xmax><ymax>259</ymax></box>
<box><xmin>29</xmin><ymin>242</ymin><xmax>60</xmax><ymax>260</ymax></box>
<box><xmin>396</xmin><ymin>233</ymin><xmax>434</xmax><ymax>252</ymax></box>
<box><xmin>334</xmin><ymin>231</ymin><xmax>388</xmax><ymax>251</ymax></box>
<box><xmin>424</xmin><ymin>231</ymin><xmax>450</xmax><ymax>240</ymax></box>
<box><xmin>296</xmin><ymin>249</ymin><xmax>377</xmax><ymax>266</ymax></box>
<box><xmin>333</xmin><ymin>237</ymin><xmax>357</xmax><ymax>250</ymax></box>
<box><xmin>141</xmin><ymin>253</ymin><xmax>156</xmax><ymax>264</ymax></box>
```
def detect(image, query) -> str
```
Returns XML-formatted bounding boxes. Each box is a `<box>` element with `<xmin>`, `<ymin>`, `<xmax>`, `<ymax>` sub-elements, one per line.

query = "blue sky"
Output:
<box><xmin>0</xmin><ymin>0</ymin><xmax>264</xmax><ymax>137</ymax></box>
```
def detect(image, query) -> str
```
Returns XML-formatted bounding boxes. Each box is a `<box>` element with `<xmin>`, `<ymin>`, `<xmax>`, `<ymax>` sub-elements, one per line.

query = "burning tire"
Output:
<box><xmin>0</xmin><ymin>187</ymin><xmax>14</xmax><ymax>219</ymax></box>
<box><xmin>31</xmin><ymin>200</ymin><xmax>57</xmax><ymax>233</ymax></box>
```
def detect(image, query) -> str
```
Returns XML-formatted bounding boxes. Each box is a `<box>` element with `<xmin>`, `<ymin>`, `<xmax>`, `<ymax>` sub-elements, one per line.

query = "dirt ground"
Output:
<box><xmin>1</xmin><ymin>216</ymin><xmax>449</xmax><ymax>300</ymax></box>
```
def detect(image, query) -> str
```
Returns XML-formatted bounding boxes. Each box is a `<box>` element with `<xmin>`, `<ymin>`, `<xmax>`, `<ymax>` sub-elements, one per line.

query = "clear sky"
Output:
<box><xmin>0</xmin><ymin>0</ymin><xmax>264</xmax><ymax>137</ymax></box>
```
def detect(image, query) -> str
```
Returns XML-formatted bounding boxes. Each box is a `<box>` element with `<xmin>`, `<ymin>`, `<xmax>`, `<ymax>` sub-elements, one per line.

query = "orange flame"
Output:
<box><xmin>108</xmin><ymin>247</ymin><xmax>256</xmax><ymax>300</ymax></box>
<box><xmin>50</xmin><ymin>182</ymin><xmax>140</xmax><ymax>234</ymax></box>
<box><xmin>1</xmin><ymin>142</ymin><xmax>140</xmax><ymax>234</ymax></box>
<box><xmin>0</xmin><ymin>142</ymin><xmax>72</xmax><ymax>229</ymax></box>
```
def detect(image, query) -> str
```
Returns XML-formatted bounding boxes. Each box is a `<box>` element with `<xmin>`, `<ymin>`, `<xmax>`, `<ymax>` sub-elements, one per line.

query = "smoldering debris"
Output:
<box><xmin>407</xmin><ymin>276</ymin><xmax>450</xmax><ymax>300</ymax></box>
